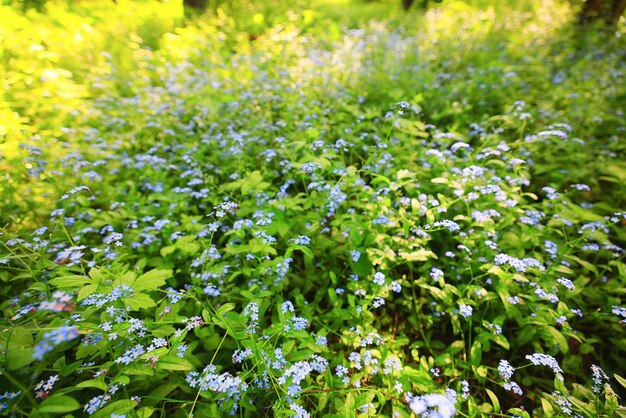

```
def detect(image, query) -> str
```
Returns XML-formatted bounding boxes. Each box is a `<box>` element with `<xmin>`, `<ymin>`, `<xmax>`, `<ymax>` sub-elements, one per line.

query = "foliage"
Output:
<box><xmin>1</xmin><ymin>0</ymin><xmax>625</xmax><ymax>417</ymax></box>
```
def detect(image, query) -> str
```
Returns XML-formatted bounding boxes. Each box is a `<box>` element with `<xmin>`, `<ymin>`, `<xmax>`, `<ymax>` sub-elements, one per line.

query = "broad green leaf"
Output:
<box><xmin>77</xmin><ymin>284</ymin><xmax>98</xmax><ymax>301</ymax></box>
<box><xmin>91</xmin><ymin>400</ymin><xmax>137</xmax><ymax>418</ymax></box>
<box><xmin>133</xmin><ymin>269</ymin><xmax>172</xmax><ymax>292</ymax></box>
<box><xmin>492</xmin><ymin>334</ymin><xmax>510</xmax><ymax>350</ymax></box>
<box><xmin>76</xmin><ymin>379</ymin><xmax>108</xmax><ymax>391</ymax></box>
<box><xmin>508</xmin><ymin>408</ymin><xmax>530</xmax><ymax>418</ymax></box>
<box><xmin>125</xmin><ymin>293</ymin><xmax>156</xmax><ymax>310</ymax></box>
<box><xmin>38</xmin><ymin>394</ymin><xmax>81</xmax><ymax>413</ymax></box>
<box><xmin>89</xmin><ymin>267</ymin><xmax>105</xmax><ymax>283</ymax></box>
<box><xmin>216</xmin><ymin>302</ymin><xmax>236</xmax><ymax>315</ymax></box>
<box><xmin>48</xmin><ymin>275</ymin><xmax>92</xmax><ymax>288</ymax></box>
<box><xmin>137</xmin><ymin>406</ymin><xmax>155</xmax><ymax>418</ymax></box>
<box><xmin>125</xmin><ymin>364</ymin><xmax>155</xmax><ymax>376</ymax></box>
<box><xmin>156</xmin><ymin>356</ymin><xmax>193</xmax><ymax>371</ymax></box>
<box><xmin>61</xmin><ymin>360</ymin><xmax>83</xmax><ymax>377</ymax></box>
<box><xmin>615</xmin><ymin>374</ymin><xmax>626</xmax><ymax>389</ymax></box>
<box><xmin>546</xmin><ymin>326</ymin><xmax>568</xmax><ymax>352</ymax></box>
<box><xmin>399</xmin><ymin>249</ymin><xmax>437</xmax><ymax>262</ymax></box>
<box><xmin>541</xmin><ymin>398</ymin><xmax>554</xmax><ymax>416</ymax></box>
<box><xmin>161</xmin><ymin>236</ymin><xmax>200</xmax><ymax>257</ymax></box>
<box><xmin>148</xmin><ymin>383</ymin><xmax>179</xmax><ymax>400</ymax></box>
<box><xmin>470</xmin><ymin>341</ymin><xmax>482</xmax><ymax>366</ymax></box>
<box><xmin>114</xmin><ymin>375</ymin><xmax>131</xmax><ymax>385</ymax></box>
<box><xmin>568</xmin><ymin>396</ymin><xmax>596</xmax><ymax>417</ymax></box>
<box><xmin>485</xmin><ymin>389</ymin><xmax>500</xmax><ymax>413</ymax></box>
<box><xmin>5</xmin><ymin>327</ymin><xmax>33</xmax><ymax>370</ymax></box>
<box><xmin>342</xmin><ymin>392</ymin><xmax>356</xmax><ymax>418</ymax></box>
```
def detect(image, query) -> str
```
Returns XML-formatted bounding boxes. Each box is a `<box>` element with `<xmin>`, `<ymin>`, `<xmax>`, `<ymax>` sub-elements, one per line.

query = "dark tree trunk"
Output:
<box><xmin>580</xmin><ymin>0</ymin><xmax>626</xmax><ymax>26</ymax></box>
<box><xmin>402</xmin><ymin>0</ymin><xmax>431</xmax><ymax>10</ymax></box>
<box><xmin>183</xmin><ymin>0</ymin><xmax>208</xmax><ymax>16</ymax></box>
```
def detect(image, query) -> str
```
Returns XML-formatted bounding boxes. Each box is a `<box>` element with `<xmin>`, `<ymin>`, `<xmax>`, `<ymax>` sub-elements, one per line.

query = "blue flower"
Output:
<box><xmin>430</xmin><ymin>268</ymin><xmax>444</xmax><ymax>281</ymax></box>
<box><xmin>459</xmin><ymin>304</ymin><xmax>473</xmax><ymax>318</ymax></box>
<box><xmin>504</xmin><ymin>381</ymin><xmax>523</xmax><ymax>395</ymax></box>
<box><xmin>114</xmin><ymin>344</ymin><xmax>146</xmax><ymax>365</ymax></box>
<box><xmin>525</xmin><ymin>353</ymin><xmax>563</xmax><ymax>378</ymax></box>
<box><xmin>498</xmin><ymin>360</ymin><xmax>515</xmax><ymax>380</ymax></box>
<box><xmin>281</xmin><ymin>301</ymin><xmax>295</xmax><ymax>314</ymax></box>
<box><xmin>289</xmin><ymin>403</ymin><xmax>310</xmax><ymax>418</ymax></box>
<box><xmin>33</xmin><ymin>326</ymin><xmax>79</xmax><ymax>360</ymax></box>
<box><xmin>432</xmin><ymin>220</ymin><xmax>460</xmax><ymax>232</ymax></box>
<box><xmin>372</xmin><ymin>272</ymin><xmax>385</xmax><ymax>286</ymax></box>
<box><xmin>291</xmin><ymin>235</ymin><xmax>311</xmax><ymax>245</ymax></box>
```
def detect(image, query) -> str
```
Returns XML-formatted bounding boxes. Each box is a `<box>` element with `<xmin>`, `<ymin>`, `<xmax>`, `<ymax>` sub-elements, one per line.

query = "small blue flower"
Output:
<box><xmin>372</xmin><ymin>272</ymin><xmax>385</xmax><ymax>286</ymax></box>
<box><xmin>291</xmin><ymin>235</ymin><xmax>311</xmax><ymax>246</ymax></box>
<box><xmin>33</xmin><ymin>326</ymin><xmax>79</xmax><ymax>360</ymax></box>
<box><xmin>459</xmin><ymin>304</ymin><xmax>473</xmax><ymax>318</ymax></box>
<box><xmin>498</xmin><ymin>360</ymin><xmax>514</xmax><ymax>380</ymax></box>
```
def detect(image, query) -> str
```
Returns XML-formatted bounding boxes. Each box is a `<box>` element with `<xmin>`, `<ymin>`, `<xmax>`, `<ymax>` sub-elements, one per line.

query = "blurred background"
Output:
<box><xmin>1</xmin><ymin>0</ymin><xmax>624</xmax><ymax>222</ymax></box>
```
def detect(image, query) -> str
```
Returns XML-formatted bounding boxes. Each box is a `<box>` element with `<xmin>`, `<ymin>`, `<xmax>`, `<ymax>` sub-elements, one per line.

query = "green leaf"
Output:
<box><xmin>77</xmin><ymin>284</ymin><xmax>98</xmax><ymax>301</ymax></box>
<box><xmin>541</xmin><ymin>398</ymin><xmax>554</xmax><ymax>416</ymax></box>
<box><xmin>114</xmin><ymin>375</ymin><xmax>131</xmax><ymax>385</ymax></box>
<box><xmin>125</xmin><ymin>364</ymin><xmax>155</xmax><ymax>376</ymax></box>
<box><xmin>120</xmin><ymin>271</ymin><xmax>136</xmax><ymax>285</ymax></box>
<box><xmin>615</xmin><ymin>374</ymin><xmax>626</xmax><ymax>389</ymax></box>
<box><xmin>352</xmin><ymin>253</ymin><xmax>373</xmax><ymax>277</ymax></box>
<box><xmin>225</xmin><ymin>170</ymin><xmax>269</xmax><ymax>194</ymax></box>
<box><xmin>202</xmin><ymin>309</ymin><xmax>211</xmax><ymax>323</ymax></box>
<box><xmin>61</xmin><ymin>360</ymin><xmax>83</xmax><ymax>377</ymax></box>
<box><xmin>38</xmin><ymin>394</ymin><xmax>81</xmax><ymax>413</ymax></box>
<box><xmin>568</xmin><ymin>396</ymin><xmax>595</xmax><ymax>417</ymax></box>
<box><xmin>546</xmin><ymin>326</ymin><xmax>568</xmax><ymax>352</ymax></box>
<box><xmin>89</xmin><ymin>267</ymin><xmax>105</xmax><ymax>283</ymax></box>
<box><xmin>399</xmin><ymin>249</ymin><xmax>437</xmax><ymax>262</ymax></box>
<box><xmin>342</xmin><ymin>392</ymin><xmax>356</xmax><ymax>418</ymax></box>
<box><xmin>492</xmin><ymin>334</ymin><xmax>510</xmax><ymax>350</ymax></box>
<box><xmin>76</xmin><ymin>379</ymin><xmax>108</xmax><ymax>391</ymax></box>
<box><xmin>5</xmin><ymin>327</ymin><xmax>33</xmax><ymax>370</ymax></box>
<box><xmin>485</xmin><ymin>389</ymin><xmax>500</xmax><ymax>413</ymax></box>
<box><xmin>156</xmin><ymin>356</ymin><xmax>193</xmax><ymax>371</ymax></box>
<box><xmin>137</xmin><ymin>406</ymin><xmax>155</xmax><ymax>418</ymax></box>
<box><xmin>579</xmin><ymin>343</ymin><xmax>594</xmax><ymax>354</ymax></box>
<box><xmin>508</xmin><ymin>408</ymin><xmax>530</xmax><ymax>418</ymax></box>
<box><xmin>148</xmin><ymin>383</ymin><xmax>179</xmax><ymax>400</ymax></box>
<box><xmin>91</xmin><ymin>400</ymin><xmax>137</xmax><ymax>418</ymax></box>
<box><xmin>563</xmin><ymin>255</ymin><xmax>598</xmax><ymax>275</ymax></box>
<box><xmin>161</xmin><ymin>236</ymin><xmax>200</xmax><ymax>257</ymax></box>
<box><xmin>125</xmin><ymin>293</ymin><xmax>157</xmax><ymax>310</ymax></box>
<box><xmin>48</xmin><ymin>275</ymin><xmax>92</xmax><ymax>288</ymax></box>
<box><xmin>133</xmin><ymin>269</ymin><xmax>172</xmax><ymax>292</ymax></box>
<box><xmin>216</xmin><ymin>302</ymin><xmax>236</xmax><ymax>315</ymax></box>
<box><xmin>470</xmin><ymin>341</ymin><xmax>482</xmax><ymax>366</ymax></box>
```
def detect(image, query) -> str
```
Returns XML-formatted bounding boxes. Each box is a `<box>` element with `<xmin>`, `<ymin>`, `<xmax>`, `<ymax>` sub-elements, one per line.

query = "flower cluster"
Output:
<box><xmin>407</xmin><ymin>393</ymin><xmax>456</xmax><ymax>418</ymax></box>
<box><xmin>34</xmin><ymin>375</ymin><xmax>59</xmax><ymax>399</ymax></box>
<box><xmin>33</xmin><ymin>326</ymin><xmax>80</xmax><ymax>360</ymax></box>
<box><xmin>498</xmin><ymin>360</ymin><xmax>523</xmax><ymax>395</ymax></box>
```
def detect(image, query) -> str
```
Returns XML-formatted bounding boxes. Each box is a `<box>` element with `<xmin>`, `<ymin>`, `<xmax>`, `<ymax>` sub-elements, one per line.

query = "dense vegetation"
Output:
<box><xmin>1</xmin><ymin>0</ymin><xmax>625</xmax><ymax>416</ymax></box>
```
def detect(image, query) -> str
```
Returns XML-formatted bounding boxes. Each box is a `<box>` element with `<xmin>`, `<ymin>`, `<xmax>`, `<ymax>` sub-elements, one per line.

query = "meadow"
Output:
<box><xmin>1</xmin><ymin>0</ymin><xmax>625</xmax><ymax>416</ymax></box>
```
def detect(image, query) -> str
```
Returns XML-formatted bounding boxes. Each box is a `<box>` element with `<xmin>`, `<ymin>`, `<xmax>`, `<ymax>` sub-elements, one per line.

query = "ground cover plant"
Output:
<box><xmin>1</xmin><ymin>0</ymin><xmax>626</xmax><ymax>416</ymax></box>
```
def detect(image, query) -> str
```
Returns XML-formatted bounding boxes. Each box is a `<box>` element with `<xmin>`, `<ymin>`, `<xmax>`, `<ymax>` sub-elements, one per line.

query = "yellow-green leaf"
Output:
<box><xmin>486</xmin><ymin>389</ymin><xmax>500</xmax><ymax>413</ymax></box>
<box><xmin>133</xmin><ymin>269</ymin><xmax>172</xmax><ymax>292</ymax></box>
